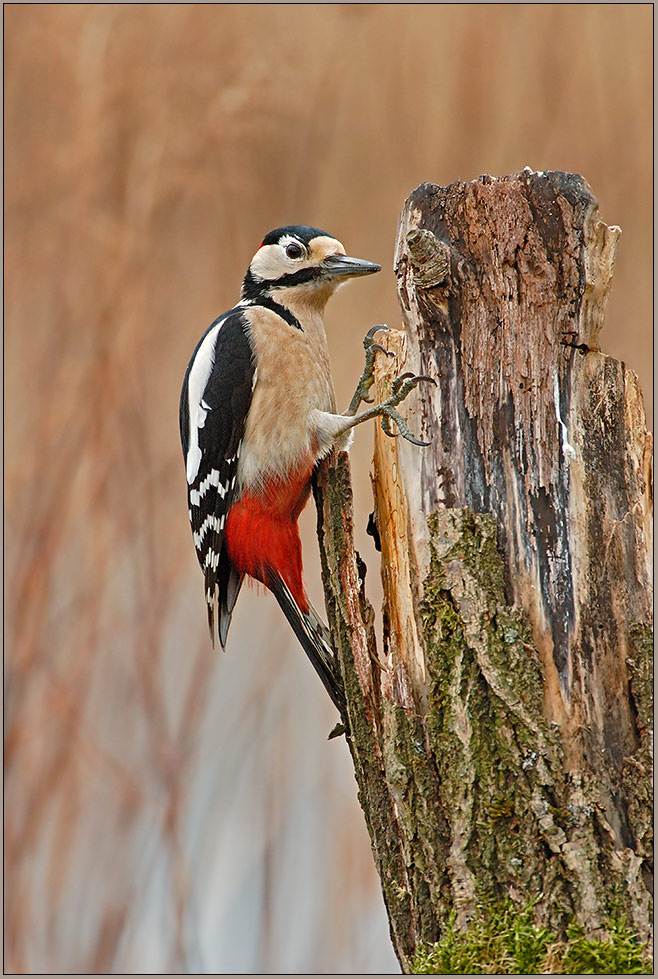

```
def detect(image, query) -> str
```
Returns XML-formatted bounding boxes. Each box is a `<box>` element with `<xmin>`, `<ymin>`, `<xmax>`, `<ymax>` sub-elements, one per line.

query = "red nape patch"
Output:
<box><xmin>224</xmin><ymin>466</ymin><xmax>314</xmax><ymax>612</ymax></box>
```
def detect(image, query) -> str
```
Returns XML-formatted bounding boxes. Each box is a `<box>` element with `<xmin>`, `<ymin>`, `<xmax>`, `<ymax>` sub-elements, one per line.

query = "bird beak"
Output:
<box><xmin>321</xmin><ymin>254</ymin><xmax>381</xmax><ymax>278</ymax></box>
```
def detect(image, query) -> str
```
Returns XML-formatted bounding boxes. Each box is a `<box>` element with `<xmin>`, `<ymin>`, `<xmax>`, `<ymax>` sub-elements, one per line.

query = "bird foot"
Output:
<box><xmin>346</xmin><ymin>325</ymin><xmax>394</xmax><ymax>415</ymax></box>
<box><xmin>376</xmin><ymin>372</ymin><xmax>436</xmax><ymax>446</ymax></box>
<box><xmin>344</xmin><ymin>326</ymin><xmax>436</xmax><ymax>445</ymax></box>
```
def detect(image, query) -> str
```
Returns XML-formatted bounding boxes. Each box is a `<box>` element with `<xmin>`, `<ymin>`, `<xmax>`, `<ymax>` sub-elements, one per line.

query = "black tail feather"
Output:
<box><xmin>219</xmin><ymin>562</ymin><xmax>243</xmax><ymax>649</ymax></box>
<box><xmin>270</xmin><ymin>576</ymin><xmax>345</xmax><ymax>714</ymax></box>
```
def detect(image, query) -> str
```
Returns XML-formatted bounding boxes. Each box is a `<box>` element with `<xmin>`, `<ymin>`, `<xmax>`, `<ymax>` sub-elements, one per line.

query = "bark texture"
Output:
<box><xmin>314</xmin><ymin>170</ymin><xmax>653</xmax><ymax>973</ymax></box>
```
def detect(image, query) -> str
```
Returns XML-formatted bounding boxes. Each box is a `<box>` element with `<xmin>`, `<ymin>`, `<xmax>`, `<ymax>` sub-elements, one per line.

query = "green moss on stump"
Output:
<box><xmin>411</xmin><ymin>902</ymin><xmax>653</xmax><ymax>975</ymax></box>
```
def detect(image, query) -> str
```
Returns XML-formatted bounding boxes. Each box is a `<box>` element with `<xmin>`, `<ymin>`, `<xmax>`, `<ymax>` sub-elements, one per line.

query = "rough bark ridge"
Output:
<box><xmin>314</xmin><ymin>170</ymin><xmax>653</xmax><ymax>973</ymax></box>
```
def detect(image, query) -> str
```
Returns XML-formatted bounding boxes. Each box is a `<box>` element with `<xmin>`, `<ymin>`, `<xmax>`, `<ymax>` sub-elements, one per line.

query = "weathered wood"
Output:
<box><xmin>314</xmin><ymin>169</ymin><xmax>653</xmax><ymax>972</ymax></box>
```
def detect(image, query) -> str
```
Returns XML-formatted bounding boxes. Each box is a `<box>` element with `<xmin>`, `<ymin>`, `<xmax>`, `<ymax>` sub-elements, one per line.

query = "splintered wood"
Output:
<box><xmin>371</xmin><ymin>329</ymin><xmax>428</xmax><ymax>706</ymax></box>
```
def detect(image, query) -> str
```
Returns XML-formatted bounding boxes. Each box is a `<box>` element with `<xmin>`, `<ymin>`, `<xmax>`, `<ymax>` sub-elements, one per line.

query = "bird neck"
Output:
<box><xmin>272</xmin><ymin>282</ymin><xmax>335</xmax><ymax>322</ymax></box>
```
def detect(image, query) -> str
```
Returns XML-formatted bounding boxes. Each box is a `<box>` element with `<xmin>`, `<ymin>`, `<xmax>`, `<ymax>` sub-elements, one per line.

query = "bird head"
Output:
<box><xmin>241</xmin><ymin>225</ymin><xmax>381</xmax><ymax>311</ymax></box>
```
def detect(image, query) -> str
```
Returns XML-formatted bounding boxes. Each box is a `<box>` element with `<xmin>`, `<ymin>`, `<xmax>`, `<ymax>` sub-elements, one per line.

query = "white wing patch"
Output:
<box><xmin>186</xmin><ymin>318</ymin><xmax>226</xmax><ymax>484</ymax></box>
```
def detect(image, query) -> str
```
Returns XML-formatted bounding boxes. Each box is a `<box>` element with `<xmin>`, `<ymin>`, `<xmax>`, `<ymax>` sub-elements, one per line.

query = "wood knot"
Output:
<box><xmin>406</xmin><ymin>229</ymin><xmax>450</xmax><ymax>288</ymax></box>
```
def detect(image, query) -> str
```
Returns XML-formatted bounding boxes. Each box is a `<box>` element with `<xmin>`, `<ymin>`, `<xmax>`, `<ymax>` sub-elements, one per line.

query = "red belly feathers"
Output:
<box><xmin>224</xmin><ymin>463</ymin><xmax>314</xmax><ymax>612</ymax></box>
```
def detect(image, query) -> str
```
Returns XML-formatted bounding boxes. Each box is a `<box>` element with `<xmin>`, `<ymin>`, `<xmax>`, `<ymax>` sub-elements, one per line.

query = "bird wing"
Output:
<box><xmin>180</xmin><ymin>306</ymin><xmax>255</xmax><ymax>644</ymax></box>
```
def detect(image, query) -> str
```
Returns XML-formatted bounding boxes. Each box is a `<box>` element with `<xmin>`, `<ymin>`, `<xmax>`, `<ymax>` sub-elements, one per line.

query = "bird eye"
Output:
<box><xmin>285</xmin><ymin>242</ymin><xmax>303</xmax><ymax>260</ymax></box>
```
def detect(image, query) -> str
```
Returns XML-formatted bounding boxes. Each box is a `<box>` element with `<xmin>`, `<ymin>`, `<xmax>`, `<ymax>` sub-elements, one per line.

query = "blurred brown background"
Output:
<box><xmin>5</xmin><ymin>4</ymin><xmax>652</xmax><ymax>974</ymax></box>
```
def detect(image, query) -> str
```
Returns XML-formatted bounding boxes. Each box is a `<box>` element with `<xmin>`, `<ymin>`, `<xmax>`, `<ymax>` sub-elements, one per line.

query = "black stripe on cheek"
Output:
<box><xmin>270</xmin><ymin>267</ymin><xmax>321</xmax><ymax>288</ymax></box>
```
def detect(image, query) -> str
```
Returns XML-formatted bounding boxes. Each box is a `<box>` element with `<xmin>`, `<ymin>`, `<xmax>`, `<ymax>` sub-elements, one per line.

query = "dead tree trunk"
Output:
<box><xmin>314</xmin><ymin>170</ymin><xmax>653</xmax><ymax>972</ymax></box>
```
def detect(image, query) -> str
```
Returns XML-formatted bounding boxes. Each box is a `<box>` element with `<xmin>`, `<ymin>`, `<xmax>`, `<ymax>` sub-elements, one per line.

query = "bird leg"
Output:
<box><xmin>341</xmin><ymin>326</ymin><xmax>436</xmax><ymax>447</ymax></box>
<box><xmin>345</xmin><ymin>325</ymin><xmax>395</xmax><ymax>415</ymax></box>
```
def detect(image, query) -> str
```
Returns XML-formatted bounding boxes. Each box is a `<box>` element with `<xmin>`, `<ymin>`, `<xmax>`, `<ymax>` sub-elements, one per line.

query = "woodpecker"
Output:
<box><xmin>180</xmin><ymin>225</ymin><xmax>432</xmax><ymax>714</ymax></box>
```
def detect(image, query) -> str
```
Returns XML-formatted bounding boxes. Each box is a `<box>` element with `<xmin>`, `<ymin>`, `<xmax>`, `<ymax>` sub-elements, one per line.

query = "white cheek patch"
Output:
<box><xmin>250</xmin><ymin>244</ymin><xmax>291</xmax><ymax>281</ymax></box>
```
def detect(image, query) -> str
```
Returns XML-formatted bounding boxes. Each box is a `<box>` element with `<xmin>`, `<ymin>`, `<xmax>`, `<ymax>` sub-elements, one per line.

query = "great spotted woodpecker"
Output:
<box><xmin>180</xmin><ymin>226</ymin><xmax>432</xmax><ymax>713</ymax></box>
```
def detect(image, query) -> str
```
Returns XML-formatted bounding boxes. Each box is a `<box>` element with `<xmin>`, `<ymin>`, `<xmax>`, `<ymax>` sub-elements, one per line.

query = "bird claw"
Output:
<box><xmin>390</xmin><ymin>372</ymin><xmax>436</xmax><ymax>402</ymax></box>
<box><xmin>378</xmin><ymin>373</ymin><xmax>436</xmax><ymax>445</ymax></box>
<box><xmin>380</xmin><ymin>406</ymin><xmax>430</xmax><ymax>446</ymax></box>
<box><xmin>363</xmin><ymin>327</ymin><xmax>394</xmax><ymax>362</ymax></box>
<box><xmin>381</xmin><ymin>412</ymin><xmax>399</xmax><ymax>438</ymax></box>
<box><xmin>391</xmin><ymin>371</ymin><xmax>416</xmax><ymax>394</ymax></box>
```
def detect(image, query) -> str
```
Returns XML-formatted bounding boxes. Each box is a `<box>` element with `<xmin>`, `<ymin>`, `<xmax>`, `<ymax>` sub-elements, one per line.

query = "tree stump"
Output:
<box><xmin>314</xmin><ymin>170</ymin><xmax>653</xmax><ymax>973</ymax></box>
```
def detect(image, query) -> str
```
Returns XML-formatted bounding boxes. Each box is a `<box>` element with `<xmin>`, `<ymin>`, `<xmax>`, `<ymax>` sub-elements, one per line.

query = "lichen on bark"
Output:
<box><xmin>415</xmin><ymin>508</ymin><xmax>570</xmax><ymax>929</ymax></box>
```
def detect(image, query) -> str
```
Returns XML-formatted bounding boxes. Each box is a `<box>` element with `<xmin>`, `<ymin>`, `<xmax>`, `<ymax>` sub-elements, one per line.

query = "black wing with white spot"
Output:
<box><xmin>180</xmin><ymin>306</ymin><xmax>255</xmax><ymax>643</ymax></box>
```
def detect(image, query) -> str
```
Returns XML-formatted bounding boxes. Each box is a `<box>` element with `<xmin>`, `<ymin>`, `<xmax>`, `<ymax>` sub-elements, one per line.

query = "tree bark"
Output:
<box><xmin>313</xmin><ymin>169</ymin><xmax>653</xmax><ymax>973</ymax></box>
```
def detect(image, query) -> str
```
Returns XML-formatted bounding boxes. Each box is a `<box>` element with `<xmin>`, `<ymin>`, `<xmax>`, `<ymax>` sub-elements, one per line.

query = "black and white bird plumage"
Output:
<box><xmin>179</xmin><ymin>306</ymin><xmax>254</xmax><ymax>643</ymax></box>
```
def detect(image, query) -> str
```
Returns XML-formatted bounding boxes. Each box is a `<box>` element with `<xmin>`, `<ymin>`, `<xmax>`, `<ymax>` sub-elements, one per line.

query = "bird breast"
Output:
<box><xmin>238</xmin><ymin>304</ymin><xmax>337</xmax><ymax>491</ymax></box>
